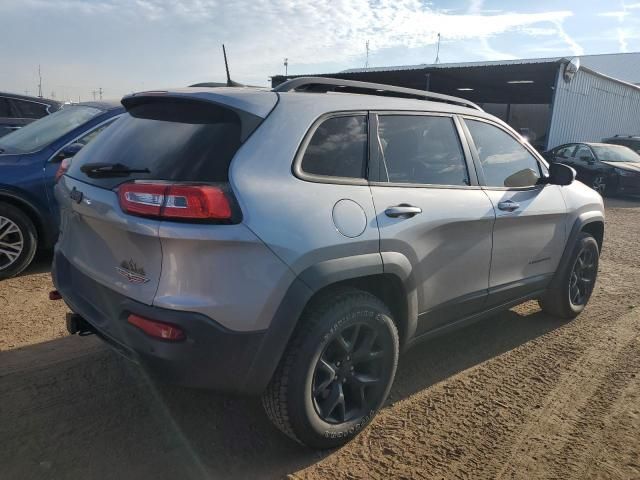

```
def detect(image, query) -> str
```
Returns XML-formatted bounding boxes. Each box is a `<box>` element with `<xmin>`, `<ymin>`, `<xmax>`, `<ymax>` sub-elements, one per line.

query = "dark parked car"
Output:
<box><xmin>545</xmin><ymin>142</ymin><xmax>640</xmax><ymax>196</ymax></box>
<box><xmin>0</xmin><ymin>101</ymin><xmax>123</xmax><ymax>278</ymax></box>
<box><xmin>0</xmin><ymin>92</ymin><xmax>61</xmax><ymax>138</ymax></box>
<box><xmin>602</xmin><ymin>135</ymin><xmax>640</xmax><ymax>155</ymax></box>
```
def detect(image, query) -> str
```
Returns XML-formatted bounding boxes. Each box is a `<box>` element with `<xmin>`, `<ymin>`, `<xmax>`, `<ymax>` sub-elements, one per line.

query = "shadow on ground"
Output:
<box><xmin>0</xmin><ymin>304</ymin><xmax>564</xmax><ymax>480</ymax></box>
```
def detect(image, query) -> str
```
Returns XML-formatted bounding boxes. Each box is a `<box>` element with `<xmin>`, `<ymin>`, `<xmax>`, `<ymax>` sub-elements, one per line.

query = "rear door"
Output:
<box><xmin>461</xmin><ymin>117</ymin><xmax>566</xmax><ymax>306</ymax></box>
<box><xmin>57</xmin><ymin>97</ymin><xmax>266</xmax><ymax>305</ymax></box>
<box><xmin>369</xmin><ymin>112</ymin><xmax>495</xmax><ymax>335</ymax></box>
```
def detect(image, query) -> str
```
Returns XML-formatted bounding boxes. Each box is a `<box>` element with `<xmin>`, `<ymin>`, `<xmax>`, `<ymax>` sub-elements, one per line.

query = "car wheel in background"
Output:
<box><xmin>591</xmin><ymin>175</ymin><xmax>607</xmax><ymax>196</ymax></box>
<box><xmin>262</xmin><ymin>288</ymin><xmax>399</xmax><ymax>449</ymax></box>
<box><xmin>0</xmin><ymin>203</ymin><xmax>38</xmax><ymax>280</ymax></box>
<box><xmin>539</xmin><ymin>232</ymin><xmax>599</xmax><ymax>319</ymax></box>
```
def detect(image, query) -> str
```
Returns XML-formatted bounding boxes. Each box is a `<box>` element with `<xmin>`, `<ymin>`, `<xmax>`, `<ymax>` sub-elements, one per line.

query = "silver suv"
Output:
<box><xmin>53</xmin><ymin>78</ymin><xmax>604</xmax><ymax>449</ymax></box>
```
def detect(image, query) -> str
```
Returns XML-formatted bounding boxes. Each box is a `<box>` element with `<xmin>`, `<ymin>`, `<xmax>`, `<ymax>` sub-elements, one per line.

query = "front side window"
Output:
<box><xmin>377</xmin><ymin>115</ymin><xmax>469</xmax><ymax>186</ymax></box>
<box><xmin>466</xmin><ymin>119</ymin><xmax>541</xmax><ymax>188</ymax></box>
<box><xmin>300</xmin><ymin>115</ymin><xmax>367</xmax><ymax>179</ymax></box>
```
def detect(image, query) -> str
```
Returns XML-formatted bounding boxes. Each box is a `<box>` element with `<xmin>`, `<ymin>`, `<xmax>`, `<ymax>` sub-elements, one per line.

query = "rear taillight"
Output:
<box><xmin>127</xmin><ymin>313</ymin><xmax>185</xmax><ymax>341</ymax></box>
<box><xmin>117</xmin><ymin>183</ymin><xmax>232</xmax><ymax>221</ymax></box>
<box><xmin>55</xmin><ymin>158</ymin><xmax>72</xmax><ymax>182</ymax></box>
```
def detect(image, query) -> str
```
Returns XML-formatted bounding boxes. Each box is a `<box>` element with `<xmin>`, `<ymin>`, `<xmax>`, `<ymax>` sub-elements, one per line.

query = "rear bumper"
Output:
<box><xmin>52</xmin><ymin>249</ymin><xmax>312</xmax><ymax>394</ymax></box>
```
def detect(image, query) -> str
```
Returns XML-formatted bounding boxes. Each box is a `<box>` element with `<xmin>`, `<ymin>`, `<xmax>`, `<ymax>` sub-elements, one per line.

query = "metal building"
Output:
<box><xmin>271</xmin><ymin>53</ymin><xmax>640</xmax><ymax>151</ymax></box>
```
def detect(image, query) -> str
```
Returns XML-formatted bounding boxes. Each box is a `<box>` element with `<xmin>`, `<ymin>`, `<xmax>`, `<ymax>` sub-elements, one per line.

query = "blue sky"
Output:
<box><xmin>1</xmin><ymin>0</ymin><xmax>639</xmax><ymax>101</ymax></box>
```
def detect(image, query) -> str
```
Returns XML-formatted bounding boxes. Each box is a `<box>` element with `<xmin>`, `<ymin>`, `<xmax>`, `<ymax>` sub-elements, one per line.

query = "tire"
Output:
<box><xmin>539</xmin><ymin>232</ymin><xmax>599</xmax><ymax>319</ymax></box>
<box><xmin>0</xmin><ymin>203</ymin><xmax>38</xmax><ymax>280</ymax></box>
<box><xmin>262</xmin><ymin>288</ymin><xmax>399</xmax><ymax>449</ymax></box>
<box><xmin>591</xmin><ymin>175</ymin><xmax>607</xmax><ymax>196</ymax></box>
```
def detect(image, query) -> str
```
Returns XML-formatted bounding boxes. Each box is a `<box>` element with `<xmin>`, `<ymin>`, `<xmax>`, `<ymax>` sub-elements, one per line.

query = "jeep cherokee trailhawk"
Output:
<box><xmin>53</xmin><ymin>78</ymin><xmax>604</xmax><ymax>449</ymax></box>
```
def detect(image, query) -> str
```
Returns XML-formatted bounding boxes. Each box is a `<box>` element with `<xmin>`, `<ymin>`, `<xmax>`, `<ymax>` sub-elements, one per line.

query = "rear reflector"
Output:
<box><xmin>118</xmin><ymin>183</ymin><xmax>232</xmax><ymax>221</ymax></box>
<box><xmin>127</xmin><ymin>314</ymin><xmax>185</xmax><ymax>341</ymax></box>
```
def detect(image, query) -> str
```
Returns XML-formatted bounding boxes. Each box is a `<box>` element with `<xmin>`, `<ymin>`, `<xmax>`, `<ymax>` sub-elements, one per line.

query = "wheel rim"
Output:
<box><xmin>312</xmin><ymin>321</ymin><xmax>388</xmax><ymax>424</ymax></box>
<box><xmin>0</xmin><ymin>216</ymin><xmax>24</xmax><ymax>271</ymax></box>
<box><xmin>592</xmin><ymin>176</ymin><xmax>606</xmax><ymax>195</ymax></box>
<box><xmin>568</xmin><ymin>245</ymin><xmax>597</xmax><ymax>307</ymax></box>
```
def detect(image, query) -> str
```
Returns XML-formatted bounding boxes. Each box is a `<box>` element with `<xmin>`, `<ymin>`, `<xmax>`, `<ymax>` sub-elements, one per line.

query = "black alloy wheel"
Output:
<box><xmin>568</xmin><ymin>243</ymin><xmax>598</xmax><ymax>307</ymax></box>
<box><xmin>312</xmin><ymin>322</ymin><xmax>386</xmax><ymax>424</ymax></box>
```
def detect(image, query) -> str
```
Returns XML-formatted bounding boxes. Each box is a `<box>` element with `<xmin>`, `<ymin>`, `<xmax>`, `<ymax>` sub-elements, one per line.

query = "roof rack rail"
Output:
<box><xmin>273</xmin><ymin>77</ymin><xmax>482</xmax><ymax>111</ymax></box>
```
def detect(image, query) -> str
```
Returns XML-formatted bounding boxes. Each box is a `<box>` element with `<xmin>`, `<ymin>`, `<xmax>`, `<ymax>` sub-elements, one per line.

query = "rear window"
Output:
<box><xmin>67</xmin><ymin>100</ymin><xmax>244</xmax><ymax>189</ymax></box>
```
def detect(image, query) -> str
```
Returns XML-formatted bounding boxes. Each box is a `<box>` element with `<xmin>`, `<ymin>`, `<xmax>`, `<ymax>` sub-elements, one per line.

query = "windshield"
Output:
<box><xmin>592</xmin><ymin>144</ymin><xmax>640</xmax><ymax>163</ymax></box>
<box><xmin>0</xmin><ymin>105</ymin><xmax>102</xmax><ymax>154</ymax></box>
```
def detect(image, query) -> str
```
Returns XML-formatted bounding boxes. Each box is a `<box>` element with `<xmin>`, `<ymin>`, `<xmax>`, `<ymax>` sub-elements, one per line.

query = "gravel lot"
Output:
<box><xmin>1</xmin><ymin>197</ymin><xmax>639</xmax><ymax>479</ymax></box>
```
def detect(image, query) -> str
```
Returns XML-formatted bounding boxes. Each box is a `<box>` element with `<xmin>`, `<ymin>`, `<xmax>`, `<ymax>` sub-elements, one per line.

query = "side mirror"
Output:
<box><xmin>548</xmin><ymin>163</ymin><xmax>575</xmax><ymax>186</ymax></box>
<box><xmin>56</xmin><ymin>142</ymin><xmax>84</xmax><ymax>161</ymax></box>
<box><xmin>504</xmin><ymin>168</ymin><xmax>540</xmax><ymax>188</ymax></box>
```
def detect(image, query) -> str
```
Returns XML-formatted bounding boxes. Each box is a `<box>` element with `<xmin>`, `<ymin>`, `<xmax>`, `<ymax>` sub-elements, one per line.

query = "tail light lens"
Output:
<box><xmin>127</xmin><ymin>313</ymin><xmax>185</xmax><ymax>341</ymax></box>
<box><xmin>55</xmin><ymin>158</ymin><xmax>72</xmax><ymax>182</ymax></box>
<box><xmin>118</xmin><ymin>182</ymin><xmax>232</xmax><ymax>221</ymax></box>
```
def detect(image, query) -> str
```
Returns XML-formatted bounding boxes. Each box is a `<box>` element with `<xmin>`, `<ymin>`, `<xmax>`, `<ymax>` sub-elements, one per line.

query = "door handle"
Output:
<box><xmin>385</xmin><ymin>205</ymin><xmax>422</xmax><ymax>218</ymax></box>
<box><xmin>497</xmin><ymin>200</ymin><xmax>520</xmax><ymax>212</ymax></box>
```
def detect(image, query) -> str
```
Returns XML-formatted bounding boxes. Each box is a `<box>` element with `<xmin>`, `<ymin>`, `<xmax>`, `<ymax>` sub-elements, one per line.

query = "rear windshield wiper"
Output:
<box><xmin>80</xmin><ymin>162</ymin><xmax>150</xmax><ymax>178</ymax></box>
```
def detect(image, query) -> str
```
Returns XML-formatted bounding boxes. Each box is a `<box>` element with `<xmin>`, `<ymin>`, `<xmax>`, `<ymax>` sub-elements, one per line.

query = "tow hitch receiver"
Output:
<box><xmin>66</xmin><ymin>313</ymin><xmax>95</xmax><ymax>336</ymax></box>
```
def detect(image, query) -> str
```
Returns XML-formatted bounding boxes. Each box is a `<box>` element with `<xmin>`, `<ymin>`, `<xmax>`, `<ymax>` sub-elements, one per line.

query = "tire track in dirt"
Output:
<box><xmin>293</xmin><ymin>203</ymin><xmax>640</xmax><ymax>480</ymax></box>
<box><xmin>495</xmin><ymin>309</ymin><xmax>640</xmax><ymax>479</ymax></box>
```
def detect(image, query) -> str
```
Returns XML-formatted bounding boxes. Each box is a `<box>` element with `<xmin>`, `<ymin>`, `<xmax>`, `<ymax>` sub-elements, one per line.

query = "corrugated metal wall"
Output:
<box><xmin>548</xmin><ymin>68</ymin><xmax>640</xmax><ymax>149</ymax></box>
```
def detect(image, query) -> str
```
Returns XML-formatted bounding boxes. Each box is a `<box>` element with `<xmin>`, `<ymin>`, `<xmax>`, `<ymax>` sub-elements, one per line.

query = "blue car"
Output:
<box><xmin>0</xmin><ymin>101</ymin><xmax>123</xmax><ymax>278</ymax></box>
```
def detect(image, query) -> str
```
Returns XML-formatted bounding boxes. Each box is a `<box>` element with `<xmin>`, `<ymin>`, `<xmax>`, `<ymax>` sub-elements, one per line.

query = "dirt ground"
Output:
<box><xmin>1</xmin><ymin>197</ymin><xmax>639</xmax><ymax>480</ymax></box>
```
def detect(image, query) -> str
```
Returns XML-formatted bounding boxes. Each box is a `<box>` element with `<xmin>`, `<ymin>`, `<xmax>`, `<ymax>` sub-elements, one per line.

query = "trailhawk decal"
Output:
<box><xmin>116</xmin><ymin>260</ymin><xmax>150</xmax><ymax>284</ymax></box>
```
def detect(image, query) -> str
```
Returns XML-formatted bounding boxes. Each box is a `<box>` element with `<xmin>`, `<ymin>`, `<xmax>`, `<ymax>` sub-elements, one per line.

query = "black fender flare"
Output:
<box><xmin>548</xmin><ymin>212</ymin><xmax>604</xmax><ymax>290</ymax></box>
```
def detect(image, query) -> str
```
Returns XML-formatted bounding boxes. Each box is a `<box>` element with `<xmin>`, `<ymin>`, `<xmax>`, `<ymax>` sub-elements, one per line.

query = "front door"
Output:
<box><xmin>463</xmin><ymin>117</ymin><xmax>567</xmax><ymax>306</ymax></box>
<box><xmin>369</xmin><ymin>113</ymin><xmax>495</xmax><ymax>335</ymax></box>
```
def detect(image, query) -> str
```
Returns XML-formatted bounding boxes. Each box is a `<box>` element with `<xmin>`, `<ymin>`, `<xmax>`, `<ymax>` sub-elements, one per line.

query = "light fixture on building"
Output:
<box><xmin>507</xmin><ymin>80</ymin><xmax>534</xmax><ymax>84</ymax></box>
<box><xmin>457</xmin><ymin>87</ymin><xmax>474</xmax><ymax>91</ymax></box>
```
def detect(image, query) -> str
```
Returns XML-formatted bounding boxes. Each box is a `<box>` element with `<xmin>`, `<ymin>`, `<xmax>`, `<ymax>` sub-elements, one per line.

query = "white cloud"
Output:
<box><xmin>0</xmin><ymin>0</ymin><xmax>586</xmax><ymax>97</ymax></box>
<box><xmin>2</xmin><ymin>0</ymin><xmax>574</xmax><ymax>70</ymax></box>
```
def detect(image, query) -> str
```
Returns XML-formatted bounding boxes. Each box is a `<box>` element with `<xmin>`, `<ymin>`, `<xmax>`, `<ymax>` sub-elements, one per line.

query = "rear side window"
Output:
<box><xmin>555</xmin><ymin>145</ymin><xmax>575</xmax><ymax>159</ymax></box>
<box><xmin>68</xmin><ymin>100</ymin><xmax>245</xmax><ymax>189</ymax></box>
<box><xmin>300</xmin><ymin>115</ymin><xmax>367</xmax><ymax>179</ymax></box>
<box><xmin>377</xmin><ymin>115</ymin><xmax>469</xmax><ymax>186</ymax></box>
<box><xmin>12</xmin><ymin>99</ymin><xmax>48</xmax><ymax>118</ymax></box>
<box><xmin>0</xmin><ymin>98</ymin><xmax>10</xmax><ymax>117</ymax></box>
<box><xmin>466</xmin><ymin>119</ymin><xmax>541</xmax><ymax>188</ymax></box>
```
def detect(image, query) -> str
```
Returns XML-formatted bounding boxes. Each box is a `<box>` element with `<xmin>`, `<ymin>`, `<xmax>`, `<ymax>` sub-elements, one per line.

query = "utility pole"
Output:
<box><xmin>284</xmin><ymin>58</ymin><xmax>288</xmax><ymax>76</ymax></box>
<box><xmin>92</xmin><ymin>90</ymin><xmax>97</xmax><ymax>100</ymax></box>
<box><xmin>37</xmin><ymin>64</ymin><xmax>43</xmax><ymax>98</ymax></box>
<box><xmin>434</xmin><ymin>33</ymin><xmax>441</xmax><ymax>64</ymax></box>
<box><xmin>51</xmin><ymin>91</ymin><xmax>55</xmax><ymax>99</ymax></box>
<box><xmin>98</xmin><ymin>87</ymin><xmax>103</xmax><ymax>100</ymax></box>
<box><xmin>365</xmin><ymin>40</ymin><xmax>370</xmax><ymax>69</ymax></box>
